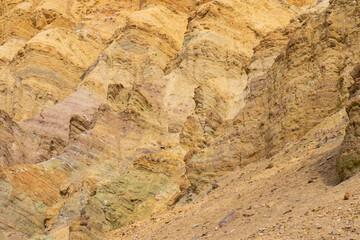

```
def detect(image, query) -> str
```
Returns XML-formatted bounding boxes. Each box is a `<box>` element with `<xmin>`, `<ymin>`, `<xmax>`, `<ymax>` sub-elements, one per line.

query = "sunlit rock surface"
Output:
<box><xmin>2</xmin><ymin>0</ymin><xmax>360</xmax><ymax>239</ymax></box>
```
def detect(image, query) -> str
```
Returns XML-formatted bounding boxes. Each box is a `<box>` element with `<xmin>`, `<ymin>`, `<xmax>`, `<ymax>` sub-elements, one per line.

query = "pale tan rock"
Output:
<box><xmin>0</xmin><ymin>28</ymin><xmax>104</xmax><ymax>121</ymax></box>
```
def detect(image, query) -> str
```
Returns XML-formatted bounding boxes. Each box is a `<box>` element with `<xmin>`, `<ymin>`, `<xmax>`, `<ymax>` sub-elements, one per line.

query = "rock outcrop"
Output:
<box><xmin>0</xmin><ymin>110</ymin><xmax>25</xmax><ymax>166</ymax></box>
<box><xmin>1</xmin><ymin>0</ymin><xmax>360</xmax><ymax>239</ymax></box>
<box><xmin>185</xmin><ymin>0</ymin><xmax>360</xmax><ymax>192</ymax></box>
<box><xmin>338</xmin><ymin>64</ymin><xmax>360</xmax><ymax>180</ymax></box>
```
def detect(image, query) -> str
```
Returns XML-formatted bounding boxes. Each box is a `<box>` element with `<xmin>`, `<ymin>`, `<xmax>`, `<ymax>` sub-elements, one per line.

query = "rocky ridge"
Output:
<box><xmin>1</xmin><ymin>0</ymin><xmax>360</xmax><ymax>239</ymax></box>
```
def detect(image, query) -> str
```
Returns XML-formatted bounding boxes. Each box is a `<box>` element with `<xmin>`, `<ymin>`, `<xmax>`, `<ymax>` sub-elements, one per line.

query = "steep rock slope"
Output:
<box><xmin>2</xmin><ymin>0</ymin><xmax>360</xmax><ymax>239</ymax></box>
<box><xmin>0</xmin><ymin>0</ymin><xmax>298</xmax><ymax>238</ymax></box>
<box><xmin>107</xmin><ymin>2</ymin><xmax>360</xmax><ymax>238</ymax></box>
<box><xmin>338</xmin><ymin>64</ymin><xmax>360</xmax><ymax>180</ymax></box>
<box><xmin>186</xmin><ymin>0</ymin><xmax>360</xmax><ymax>192</ymax></box>
<box><xmin>106</xmin><ymin>107</ymin><xmax>351</xmax><ymax>239</ymax></box>
<box><xmin>0</xmin><ymin>0</ymin><xmax>142</xmax><ymax>121</ymax></box>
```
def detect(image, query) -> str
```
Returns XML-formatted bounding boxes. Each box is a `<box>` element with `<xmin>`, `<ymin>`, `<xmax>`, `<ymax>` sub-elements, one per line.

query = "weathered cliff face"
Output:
<box><xmin>185</xmin><ymin>0</ymin><xmax>360</xmax><ymax>192</ymax></box>
<box><xmin>0</xmin><ymin>110</ymin><xmax>25</xmax><ymax>166</ymax></box>
<box><xmin>338</xmin><ymin>64</ymin><xmax>360</xmax><ymax>180</ymax></box>
<box><xmin>1</xmin><ymin>0</ymin><xmax>359</xmax><ymax>239</ymax></box>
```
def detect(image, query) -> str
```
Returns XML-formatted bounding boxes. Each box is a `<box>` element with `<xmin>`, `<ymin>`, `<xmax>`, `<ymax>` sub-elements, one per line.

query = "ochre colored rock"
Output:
<box><xmin>185</xmin><ymin>0</ymin><xmax>360</xmax><ymax>191</ymax></box>
<box><xmin>2</xmin><ymin>0</ymin><xmax>360</xmax><ymax>239</ymax></box>
<box><xmin>338</xmin><ymin>64</ymin><xmax>360</xmax><ymax>180</ymax></box>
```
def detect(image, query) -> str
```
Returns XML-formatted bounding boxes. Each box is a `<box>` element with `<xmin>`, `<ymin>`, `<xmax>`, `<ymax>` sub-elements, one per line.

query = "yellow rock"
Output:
<box><xmin>2</xmin><ymin>0</ymin><xmax>359</xmax><ymax>239</ymax></box>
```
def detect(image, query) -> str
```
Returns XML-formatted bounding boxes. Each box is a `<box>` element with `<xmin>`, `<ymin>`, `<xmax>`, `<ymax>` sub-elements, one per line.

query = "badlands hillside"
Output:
<box><xmin>0</xmin><ymin>0</ymin><xmax>360</xmax><ymax>239</ymax></box>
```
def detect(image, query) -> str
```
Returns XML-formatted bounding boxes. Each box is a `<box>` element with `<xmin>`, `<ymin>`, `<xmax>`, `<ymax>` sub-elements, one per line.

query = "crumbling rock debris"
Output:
<box><xmin>219</xmin><ymin>210</ymin><xmax>236</xmax><ymax>228</ymax></box>
<box><xmin>344</xmin><ymin>191</ymin><xmax>352</xmax><ymax>200</ymax></box>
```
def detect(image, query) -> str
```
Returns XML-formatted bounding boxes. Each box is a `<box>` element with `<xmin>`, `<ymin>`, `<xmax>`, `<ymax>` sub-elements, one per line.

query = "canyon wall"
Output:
<box><xmin>1</xmin><ymin>0</ymin><xmax>360</xmax><ymax>239</ymax></box>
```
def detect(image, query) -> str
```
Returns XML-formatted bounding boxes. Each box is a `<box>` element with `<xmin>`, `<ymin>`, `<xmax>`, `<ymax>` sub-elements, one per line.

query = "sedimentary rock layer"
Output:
<box><xmin>2</xmin><ymin>0</ymin><xmax>360</xmax><ymax>239</ymax></box>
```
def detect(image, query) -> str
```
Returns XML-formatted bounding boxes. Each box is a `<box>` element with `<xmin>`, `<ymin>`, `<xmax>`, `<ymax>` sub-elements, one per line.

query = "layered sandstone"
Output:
<box><xmin>1</xmin><ymin>0</ymin><xmax>360</xmax><ymax>239</ymax></box>
<box><xmin>185</xmin><ymin>0</ymin><xmax>360</xmax><ymax>192</ymax></box>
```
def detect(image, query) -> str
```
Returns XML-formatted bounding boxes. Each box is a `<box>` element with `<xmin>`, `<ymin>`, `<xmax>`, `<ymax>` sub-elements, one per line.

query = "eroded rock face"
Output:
<box><xmin>1</xmin><ymin>0</ymin><xmax>359</xmax><ymax>239</ymax></box>
<box><xmin>185</xmin><ymin>0</ymin><xmax>360</xmax><ymax>192</ymax></box>
<box><xmin>1</xmin><ymin>28</ymin><xmax>103</xmax><ymax>121</ymax></box>
<box><xmin>0</xmin><ymin>110</ymin><xmax>25</xmax><ymax>166</ymax></box>
<box><xmin>338</xmin><ymin>64</ymin><xmax>360</xmax><ymax>180</ymax></box>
